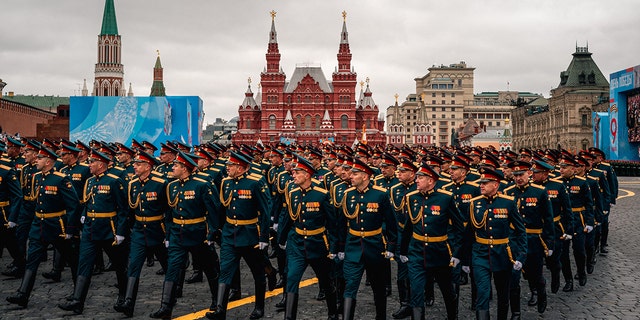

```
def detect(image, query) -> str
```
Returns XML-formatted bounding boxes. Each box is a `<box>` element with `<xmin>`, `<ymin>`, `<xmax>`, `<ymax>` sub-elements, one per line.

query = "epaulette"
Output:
<box><xmin>436</xmin><ymin>188</ymin><xmax>453</xmax><ymax>196</ymax></box>
<box><xmin>53</xmin><ymin>171</ymin><xmax>66</xmax><ymax>178</ymax></box>
<box><xmin>503</xmin><ymin>185</ymin><xmax>516</xmax><ymax>192</ymax></box>
<box><xmin>0</xmin><ymin>164</ymin><xmax>11</xmax><ymax>170</ymax></box>
<box><xmin>107</xmin><ymin>173</ymin><xmax>120</xmax><ymax>179</ymax></box>
<box><xmin>591</xmin><ymin>168</ymin><xmax>604</xmax><ymax>173</ymax></box>
<box><xmin>441</xmin><ymin>181</ymin><xmax>454</xmax><ymax>189</ymax></box>
<box><xmin>151</xmin><ymin>176</ymin><xmax>166</xmax><ymax>184</ymax></box>
<box><xmin>290</xmin><ymin>187</ymin><xmax>301</xmax><ymax>193</ymax></box>
<box><xmin>113</xmin><ymin>165</ymin><xmax>125</xmax><ymax>171</ymax></box>
<box><xmin>600</xmin><ymin>162</ymin><xmax>611</xmax><ymax>166</ymax></box>
<box><xmin>439</xmin><ymin>177</ymin><xmax>451</xmax><ymax>182</ymax></box>
<box><xmin>129</xmin><ymin>177</ymin><xmax>140</xmax><ymax>184</ymax></box>
<box><xmin>373</xmin><ymin>174</ymin><xmax>384</xmax><ymax>181</ymax></box>
<box><xmin>197</xmin><ymin>172</ymin><xmax>211</xmax><ymax>178</ymax></box>
<box><xmin>531</xmin><ymin>183</ymin><xmax>545</xmax><ymax>190</ymax></box>
<box><xmin>405</xmin><ymin>189</ymin><xmax>420</xmax><ymax>197</ymax></box>
<box><xmin>246</xmin><ymin>175</ymin><xmax>260</xmax><ymax>181</ymax></box>
<box><xmin>79</xmin><ymin>162</ymin><xmax>89</xmax><ymax>167</ymax></box>
<box><xmin>587</xmin><ymin>176</ymin><xmax>598</xmax><ymax>181</ymax></box>
<box><xmin>575</xmin><ymin>175</ymin><xmax>586</xmax><ymax>181</ymax></box>
<box><xmin>313</xmin><ymin>186</ymin><xmax>329</xmax><ymax>194</ymax></box>
<box><xmin>498</xmin><ymin>194</ymin><xmax>515</xmax><ymax>201</ymax></box>
<box><xmin>549</xmin><ymin>178</ymin><xmax>563</xmax><ymax>183</ymax></box>
<box><xmin>372</xmin><ymin>185</ymin><xmax>387</xmax><ymax>193</ymax></box>
<box><xmin>390</xmin><ymin>182</ymin><xmax>403</xmax><ymax>192</ymax></box>
<box><xmin>221</xmin><ymin>177</ymin><xmax>232</xmax><ymax>183</ymax></box>
<box><xmin>311</xmin><ymin>177</ymin><xmax>321</xmax><ymax>185</ymax></box>
<box><xmin>344</xmin><ymin>186</ymin><xmax>356</xmax><ymax>193</ymax></box>
<box><xmin>470</xmin><ymin>195</ymin><xmax>485</xmax><ymax>202</ymax></box>
<box><xmin>193</xmin><ymin>177</ymin><xmax>208</xmax><ymax>183</ymax></box>
<box><xmin>466</xmin><ymin>181</ymin><xmax>480</xmax><ymax>187</ymax></box>
<box><xmin>151</xmin><ymin>170</ymin><xmax>163</xmax><ymax>177</ymax></box>
<box><xmin>209</xmin><ymin>167</ymin><xmax>220</xmax><ymax>172</ymax></box>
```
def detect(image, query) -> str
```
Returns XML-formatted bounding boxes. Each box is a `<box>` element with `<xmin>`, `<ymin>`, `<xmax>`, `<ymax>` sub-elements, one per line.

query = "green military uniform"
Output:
<box><xmin>0</xmin><ymin>162</ymin><xmax>24</xmax><ymax>277</ymax></box>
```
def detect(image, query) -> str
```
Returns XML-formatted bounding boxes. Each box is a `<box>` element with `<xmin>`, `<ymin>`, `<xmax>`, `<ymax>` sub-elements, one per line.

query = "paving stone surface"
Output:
<box><xmin>2</xmin><ymin>177</ymin><xmax>639</xmax><ymax>319</ymax></box>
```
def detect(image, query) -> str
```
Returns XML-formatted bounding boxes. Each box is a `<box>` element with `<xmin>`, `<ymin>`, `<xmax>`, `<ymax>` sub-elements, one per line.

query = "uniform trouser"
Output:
<box><xmin>408</xmin><ymin>263</ymin><xmax>456</xmax><ymax>317</ymax></box>
<box><xmin>26</xmin><ymin>237</ymin><xmax>78</xmax><ymax>280</ymax></box>
<box><xmin>343</xmin><ymin>256</ymin><xmax>387</xmax><ymax>319</ymax></box>
<box><xmin>545</xmin><ymin>237</ymin><xmax>564</xmax><ymax>276</ymax></box>
<box><xmin>561</xmin><ymin>231</ymin><xmax>586</xmax><ymax>280</ymax></box>
<box><xmin>0</xmin><ymin>227</ymin><xmax>24</xmax><ymax>268</ymax></box>
<box><xmin>512</xmin><ymin>239</ymin><xmax>545</xmax><ymax>312</ymax></box>
<box><xmin>473</xmin><ymin>267</ymin><xmax>511</xmax><ymax>320</ymax></box>
<box><xmin>219</xmin><ymin>244</ymin><xmax>266</xmax><ymax>286</ymax></box>
<box><xmin>597</xmin><ymin>214</ymin><xmax>610</xmax><ymax>247</ymax></box>
<box><xmin>16</xmin><ymin>222</ymin><xmax>31</xmax><ymax>263</ymax></box>
<box><xmin>77</xmin><ymin>239</ymin><xmax>129</xmax><ymax>297</ymax></box>
<box><xmin>286</xmin><ymin>254</ymin><xmax>332</xmax><ymax>294</ymax></box>
<box><xmin>165</xmin><ymin>243</ymin><xmax>219</xmax><ymax>283</ymax></box>
<box><xmin>127</xmin><ymin>241</ymin><xmax>168</xmax><ymax>278</ymax></box>
<box><xmin>585</xmin><ymin>229</ymin><xmax>596</xmax><ymax>264</ymax></box>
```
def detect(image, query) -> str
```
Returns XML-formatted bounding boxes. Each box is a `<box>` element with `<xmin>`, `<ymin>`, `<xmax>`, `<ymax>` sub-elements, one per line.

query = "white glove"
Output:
<box><xmin>115</xmin><ymin>235</ymin><xmax>125</xmax><ymax>245</ymax></box>
<box><xmin>257</xmin><ymin>242</ymin><xmax>268</xmax><ymax>250</ymax></box>
<box><xmin>328</xmin><ymin>253</ymin><xmax>336</xmax><ymax>260</ymax></box>
<box><xmin>399</xmin><ymin>255</ymin><xmax>409</xmax><ymax>263</ymax></box>
<box><xmin>80</xmin><ymin>216</ymin><xmax>86</xmax><ymax>224</ymax></box>
<box><xmin>337</xmin><ymin>252</ymin><xmax>345</xmax><ymax>261</ymax></box>
<box><xmin>562</xmin><ymin>234</ymin><xmax>572</xmax><ymax>240</ymax></box>
<box><xmin>64</xmin><ymin>234</ymin><xmax>73</xmax><ymax>240</ymax></box>
<box><xmin>585</xmin><ymin>225</ymin><xmax>594</xmax><ymax>233</ymax></box>
<box><xmin>513</xmin><ymin>261</ymin><xmax>523</xmax><ymax>271</ymax></box>
<box><xmin>547</xmin><ymin>249</ymin><xmax>553</xmax><ymax>257</ymax></box>
<box><xmin>462</xmin><ymin>266</ymin><xmax>470</xmax><ymax>274</ymax></box>
<box><xmin>383</xmin><ymin>251</ymin><xmax>394</xmax><ymax>259</ymax></box>
<box><xmin>7</xmin><ymin>221</ymin><xmax>17</xmax><ymax>228</ymax></box>
<box><xmin>164</xmin><ymin>240</ymin><xmax>170</xmax><ymax>248</ymax></box>
<box><xmin>206</xmin><ymin>240</ymin><xmax>214</xmax><ymax>246</ymax></box>
<box><xmin>272</xmin><ymin>223</ymin><xmax>278</xmax><ymax>232</ymax></box>
<box><xmin>279</xmin><ymin>243</ymin><xmax>287</xmax><ymax>250</ymax></box>
<box><xmin>450</xmin><ymin>257</ymin><xmax>460</xmax><ymax>268</ymax></box>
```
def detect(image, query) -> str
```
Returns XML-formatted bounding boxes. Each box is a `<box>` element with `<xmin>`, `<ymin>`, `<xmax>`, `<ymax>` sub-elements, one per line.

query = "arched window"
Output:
<box><xmin>315</xmin><ymin>115</ymin><xmax>321</xmax><ymax>129</ymax></box>
<box><xmin>296</xmin><ymin>115</ymin><xmax>302</xmax><ymax>128</ymax></box>
<box><xmin>341</xmin><ymin>115</ymin><xmax>348</xmax><ymax>129</ymax></box>
<box><xmin>269</xmin><ymin>115</ymin><xmax>276</xmax><ymax>129</ymax></box>
<box><xmin>305</xmin><ymin>115</ymin><xmax>312</xmax><ymax>129</ymax></box>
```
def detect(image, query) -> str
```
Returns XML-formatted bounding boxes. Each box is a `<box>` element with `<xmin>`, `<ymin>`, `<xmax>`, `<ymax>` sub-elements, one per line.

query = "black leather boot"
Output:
<box><xmin>186</xmin><ymin>269</ymin><xmax>203</xmax><ymax>284</ymax></box>
<box><xmin>149</xmin><ymin>281</ymin><xmax>175</xmax><ymax>319</ymax></box>
<box><xmin>424</xmin><ymin>280</ymin><xmax>434</xmax><ymax>307</ymax></box>
<box><xmin>284</xmin><ymin>292</ymin><xmax>298</xmax><ymax>320</ymax></box>
<box><xmin>325</xmin><ymin>286</ymin><xmax>338</xmax><ymax>319</ymax></box>
<box><xmin>509</xmin><ymin>285</ymin><xmax>521</xmax><ymax>319</ymax></box>
<box><xmin>537</xmin><ymin>283</ymin><xmax>547</xmax><ymax>314</ymax></box>
<box><xmin>249</xmin><ymin>280</ymin><xmax>266</xmax><ymax>319</ymax></box>
<box><xmin>373</xmin><ymin>287</ymin><xmax>387</xmax><ymax>320</ymax></box>
<box><xmin>392</xmin><ymin>279</ymin><xmax>411</xmax><ymax>319</ymax></box>
<box><xmin>562</xmin><ymin>279</ymin><xmax>573</xmax><ymax>292</ymax></box>
<box><xmin>476</xmin><ymin>309</ymin><xmax>490</xmax><ymax>320</ymax></box>
<box><xmin>119</xmin><ymin>277</ymin><xmax>139</xmax><ymax>317</ymax></box>
<box><xmin>206</xmin><ymin>272</ymin><xmax>219</xmax><ymax>311</ymax></box>
<box><xmin>411</xmin><ymin>307</ymin><xmax>425</xmax><ymax>320</ymax></box>
<box><xmin>175</xmin><ymin>267</ymin><xmax>186</xmax><ymax>298</ymax></box>
<box><xmin>550</xmin><ymin>269</ymin><xmax>560</xmax><ymax>293</ymax></box>
<box><xmin>206</xmin><ymin>283</ymin><xmax>229</xmax><ymax>320</ymax></box>
<box><xmin>58</xmin><ymin>275</ymin><xmax>90</xmax><ymax>314</ymax></box>
<box><xmin>275</xmin><ymin>293</ymin><xmax>287</xmax><ymax>311</ymax></box>
<box><xmin>527</xmin><ymin>290</ymin><xmax>538</xmax><ymax>306</ymax></box>
<box><xmin>6</xmin><ymin>269</ymin><xmax>36</xmax><ymax>307</ymax></box>
<box><xmin>316</xmin><ymin>287</ymin><xmax>327</xmax><ymax>301</ymax></box>
<box><xmin>342</xmin><ymin>298</ymin><xmax>356</xmax><ymax>320</ymax></box>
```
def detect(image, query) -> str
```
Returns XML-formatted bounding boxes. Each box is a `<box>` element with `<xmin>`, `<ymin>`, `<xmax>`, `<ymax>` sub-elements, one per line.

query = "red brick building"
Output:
<box><xmin>232</xmin><ymin>12</ymin><xmax>385</xmax><ymax>146</ymax></box>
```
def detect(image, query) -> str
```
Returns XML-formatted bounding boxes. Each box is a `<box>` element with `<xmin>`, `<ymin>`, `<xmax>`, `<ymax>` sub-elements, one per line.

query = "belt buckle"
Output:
<box><xmin>488</xmin><ymin>238</ymin><xmax>494</xmax><ymax>246</ymax></box>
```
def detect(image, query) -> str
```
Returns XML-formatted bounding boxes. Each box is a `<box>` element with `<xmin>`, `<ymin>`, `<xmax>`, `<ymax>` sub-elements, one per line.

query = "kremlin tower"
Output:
<box><xmin>93</xmin><ymin>0</ymin><xmax>125</xmax><ymax>96</ymax></box>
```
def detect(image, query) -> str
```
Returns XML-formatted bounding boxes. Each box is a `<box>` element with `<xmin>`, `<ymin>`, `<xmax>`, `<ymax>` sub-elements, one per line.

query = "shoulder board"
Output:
<box><xmin>470</xmin><ymin>195</ymin><xmax>485</xmax><ymax>202</ymax></box>
<box><xmin>246</xmin><ymin>175</ymin><xmax>260</xmax><ymax>181</ymax></box>
<box><xmin>439</xmin><ymin>177</ymin><xmax>450</xmax><ymax>182</ymax></box>
<box><xmin>290</xmin><ymin>187</ymin><xmax>301</xmax><ymax>193</ymax></box>
<box><xmin>575</xmin><ymin>176</ymin><xmax>586</xmax><ymax>181</ymax></box>
<box><xmin>372</xmin><ymin>185</ymin><xmax>387</xmax><ymax>192</ymax></box>
<box><xmin>193</xmin><ymin>177</ymin><xmax>208</xmax><ymax>183</ymax></box>
<box><xmin>503</xmin><ymin>185</ymin><xmax>516</xmax><ymax>192</ymax></box>
<box><xmin>498</xmin><ymin>194</ymin><xmax>515</xmax><ymax>201</ymax></box>
<box><xmin>587</xmin><ymin>176</ymin><xmax>598</xmax><ymax>181</ymax></box>
<box><xmin>531</xmin><ymin>183</ymin><xmax>545</xmax><ymax>190</ymax></box>
<box><xmin>0</xmin><ymin>164</ymin><xmax>11</xmax><ymax>170</ymax></box>
<box><xmin>53</xmin><ymin>171</ymin><xmax>66</xmax><ymax>178</ymax></box>
<box><xmin>221</xmin><ymin>177</ymin><xmax>232</xmax><ymax>183</ymax></box>
<box><xmin>390</xmin><ymin>182</ymin><xmax>403</xmax><ymax>191</ymax></box>
<box><xmin>373</xmin><ymin>174</ymin><xmax>383</xmax><ymax>181</ymax></box>
<box><xmin>313</xmin><ymin>186</ymin><xmax>329</xmax><ymax>194</ymax></box>
<box><xmin>151</xmin><ymin>176</ymin><xmax>166</xmax><ymax>184</ymax></box>
<box><xmin>600</xmin><ymin>162</ymin><xmax>611</xmax><ymax>166</ymax></box>
<box><xmin>113</xmin><ymin>166</ymin><xmax>125</xmax><ymax>171</ymax></box>
<box><xmin>198</xmin><ymin>172</ymin><xmax>210</xmax><ymax>177</ymax></box>
<box><xmin>436</xmin><ymin>188</ymin><xmax>453</xmax><ymax>196</ymax></box>
<box><xmin>345</xmin><ymin>186</ymin><xmax>356</xmax><ymax>193</ymax></box>
<box><xmin>107</xmin><ymin>173</ymin><xmax>120</xmax><ymax>179</ymax></box>
<box><xmin>311</xmin><ymin>177</ymin><xmax>321</xmax><ymax>184</ymax></box>
<box><xmin>441</xmin><ymin>181</ymin><xmax>454</xmax><ymax>189</ymax></box>
<box><xmin>405</xmin><ymin>190</ymin><xmax>421</xmax><ymax>197</ymax></box>
<box><xmin>79</xmin><ymin>162</ymin><xmax>89</xmax><ymax>167</ymax></box>
<box><xmin>549</xmin><ymin>178</ymin><xmax>563</xmax><ymax>183</ymax></box>
<box><xmin>210</xmin><ymin>167</ymin><xmax>220</xmax><ymax>172</ymax></box>
<box><xmin>129</xmin><ymin>177</ymin><xmax>140</xmax><ymax>184</ymax></box>
<box><xmin>591</xmin><ymin>168</ymin><xmax>604</xmax><ymax>173</ymax></box>
<box><xmin>167</xmin><ymin>179</ymin><xmax>179</xmax><ymax>187</ymax></box>
<box><xmin>466</xmin><ymin>181</ymin><xmax>480</xmax><ymax>187</ymax></box>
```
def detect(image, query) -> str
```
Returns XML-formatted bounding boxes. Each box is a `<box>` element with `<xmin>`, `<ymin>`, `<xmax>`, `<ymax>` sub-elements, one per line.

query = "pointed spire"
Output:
<box><xmin>82</xmin><ymin>79</ymin><xmax>88</xmax><ymax>96</ymax></box>
<box><xmin>269</xmin><ymin>10</ymin><xmax>278</xmax><ymax>44</ymax></box>
<box><xmin>321</xmin><ymin>109</ymin><xmax>334</xmax><ymax>130</ymax></box>
<box><xmin>100</xmin><ymin>0</ymin><xmax>118</xmax><ymax>35</ymax></box>
<box><xmin>127</xmin><ymin>83</ymin><xmax>134</xmax><ymax>96</ymax></box>
<box><xmin>340</xmin><ymin>11</ymin><xmax>349</xmax><ymax>44</ymax></box>
<box><xmin>336</xmin><ymin>11</ymin><xmax>352</xmax><ymax>73</ymax></box>
<box><xmin>240</xmin><ymin>77</ymin><xmax>259</xmax><ymax>109</ymax></box>
<box><xmin>150</xmin><ymin>50</ymin><xmax>166</xmax><ymax>96</ymax></box>
<box><xmin>265</xmin><ymin>10</ymin><xmax>282</xmax><ymax>73</ymax></box>
<box><xmin>154</xmin><ymin>50</ymin><xmax>162</xmax><ymax>68</ymax></box>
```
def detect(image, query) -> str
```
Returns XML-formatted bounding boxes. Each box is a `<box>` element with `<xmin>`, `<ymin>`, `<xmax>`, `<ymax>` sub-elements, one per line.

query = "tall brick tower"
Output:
<box><xmin>93</xmin><ymin>0</ymin><xmax>125</xmax><ymax>96</ymax></box>
<box><xmin>150</xmin><ymin>50</ymin><xmax>166</xmax><ymax>96</ymax></box>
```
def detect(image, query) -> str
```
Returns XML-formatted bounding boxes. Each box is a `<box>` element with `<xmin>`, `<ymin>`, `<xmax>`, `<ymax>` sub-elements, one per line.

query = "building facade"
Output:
<box><xmin>511</xmin><ymin>46</ymin><xmax>609</xmax><ymax>151</ymax></box>
<box><xmin>232</xmin><ymin>12</ymin><xmax>385</xmax><ymax>146</ymax></box>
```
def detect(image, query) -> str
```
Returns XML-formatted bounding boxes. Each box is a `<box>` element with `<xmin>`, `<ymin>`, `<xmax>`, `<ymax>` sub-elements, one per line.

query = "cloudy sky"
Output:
<box><xmin>1</xmin><ymin>0</ymin><xmax>638</xmax><ymax>126</ymax></box>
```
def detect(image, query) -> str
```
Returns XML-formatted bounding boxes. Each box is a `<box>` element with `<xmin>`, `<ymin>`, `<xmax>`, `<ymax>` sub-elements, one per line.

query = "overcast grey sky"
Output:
<box><xmin>1</xmin><ymin>0</ymin><xmax>638</xmax><ymax>126</ymax></box>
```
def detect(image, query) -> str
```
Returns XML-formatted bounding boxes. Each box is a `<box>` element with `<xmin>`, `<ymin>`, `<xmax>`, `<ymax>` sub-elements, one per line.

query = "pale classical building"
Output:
<box><xmin>511</xmin><ymin>45</ymin><xmax>609</xmax><ymax>151</ymax></box>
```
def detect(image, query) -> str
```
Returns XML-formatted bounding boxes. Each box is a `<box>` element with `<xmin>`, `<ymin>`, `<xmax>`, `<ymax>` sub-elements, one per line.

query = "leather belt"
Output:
<box><xmin>226</xmin><ymin>217</ymin><xmax>258</xmax><ymax>226</ymax></box>
<box><xmin>135</xmin><ymin>214</ymin><xmax>163</xmax><ymax>222</ymax></box>
<box><xmin>475</xmin><ymin>235</ymin><xmax>509</xmax><ymax>245</ymax></box>
<box><xmin>173</xmin><ymin>217</ymin><xmax>206</xmax><ymax>225</ymax></box>
<box><xmin>526</xmin><ymin>228</ymin><xmax>543</xmax><ymax>234</ymax></box>
<box><xmin>35</xmin><ymin>210</ymin><xmax>66</xmax><ymax>219</ymax></box>
<box><xmin>553</xmin><ymin>215</ymin><xmax>561</xmax><ymax>222</ymax></box>
<box><xmin>412</xmin><ymin>233</ymin><xmax>448</xmax><ymax>243</ymax></box>
<box><xmin>349</xmin><ymin>227</ymin><xmax>382</xmax><ymax>237</ymax></box>
<box><xmin>87</xmin><ymin>211</ymin><xmax>116</xmax><ymax>218</ymax></box>
<box><xmin>571</xmin><ymin>206</ymin><xmax>585</xmax><ymax>212</ymax></box>
<box><xmin>295</xmin><ymin>226</ymin><xmax>325</xmax><ymax>236</ymax></box>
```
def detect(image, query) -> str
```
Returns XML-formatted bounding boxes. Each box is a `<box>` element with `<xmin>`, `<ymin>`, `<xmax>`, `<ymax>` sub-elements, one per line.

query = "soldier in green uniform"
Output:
<box><xmin>589</xmin><ymin>147</ymin><xmax>617</xmax><ymax>254</ymax></box>
<box><xmin>530</xmin><ymin>160</ymin><xmax>573</xmax><ymax>294</ymax></box>
<box><xmin>115</xmin><ymin>143</ymin><xmax>136</xmax><ymax>181</ymax></box>
<box><xmin>339</xmin><ymin>158</ymin><xmax>397</xmax><ymax>320</ymax></box>
<box><xmin>503</xmin><ymin>161</ymin><xmax>554</xmax><ymax>318</ymax></box>
<box><xmin>207</xmin><ymin>151</ymin><xmax>271</xmax><ymax>320</ymax></box>
<box><xmin>5</xmin><ymin>137</ymin><xmax>26</xmax><ymax>170</ymax></box>
<box><xmin>58</xmin><ymin>150</ymin><xmax>129</xmax><ymax>315</ymax></box>
<box><xmin>278</xmin><ymin>156</ymin><xmax>339</xmax><ymax>320</ymax></box>
<box><xmin>463</xmin><ymin>168</ymin><xmax>527</xmax><ymax>320</ymax></box>
<box><xmin>155</xmin><ymin>143</ymin><xmax>178</xmax><ymax>180</ymax></box>
<box><xmin>150</xmin><ymin>151</ymin><xmax>221</xmax><ymax>319</ymax></box>
<box><xmin>0</xmin><ymin>143</ymin><xmax>24</xmax><ymax>280</ymax></box>
<box><xmin>399</xmin><ymin>164</ymin><xmax>464</xmax><ymax>320</ymax></box>
<box><xmin>6</xmin><ymin>147</ymin><xmax>80</xmax><ymax>307</ymax></box>
<box><xmin>558</xmin><ymin>156</ymin><xmax>593</xmax><ymax>291</ymax></box>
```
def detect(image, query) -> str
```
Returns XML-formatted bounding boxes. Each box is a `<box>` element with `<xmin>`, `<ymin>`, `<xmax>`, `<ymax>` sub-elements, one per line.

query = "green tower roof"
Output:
<box><xmin>558</xmin><ymin>46</ymin><xmax>608</xmax><ymax>88</ymax></box>
<box><xmin>100</xmin><ymin>0</ymin><xmax>119</xmax><ymax>35</ymax></box>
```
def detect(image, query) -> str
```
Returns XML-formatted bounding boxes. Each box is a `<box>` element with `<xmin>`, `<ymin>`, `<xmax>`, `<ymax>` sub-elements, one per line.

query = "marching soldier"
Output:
<box><xmin>207</xmin><ymin>151</ymin><xmax>271</xmax><ymax>320</ymax></box>
<box><xmin>589</xmin><ymin>147</ymin><xmax>618</xmax><ymax>254</ymax></box>
<box><xmin>6</xmin><ymin>147</ymin><xmax>80</xmax><ymax>307</ymax></box>
<box><xmin>503</xmin><ymin>161</ymin><xmax>554</xmax><ymax>318</ymax></box>
<box><xmin>113</xmin><ymin>152</ymin><xmax>170</xmax><ymax>317</ymax></box>
<box><xmin>463</xmin><ymin>168</ymin><xmax>527</xmax><ymax>320</ymax></box>
<box><xmin>399</xmin><ymin>164</ymin><xmax>464</xmax><ymax>320</ymax></box>
<box><xmin>339</xmin><ymin>158</ymin><xmax>397</xmax><ymax>320</ymax></box>
<box><xmin>58</xmin><ymin>150</ymin><xmax>129</xmax><ymax>315</ymax></box>
<box><xmin>278</xmin><ymin>156</ymin><xmax>339</xmax><ymax>320</ymax></box>
<box><xmin>0</xmin><ymin>143</ymin><xmax>23</xmax><ymax>281</ymax></box>
<box><xmin>156</xmin><ymin>143</ymin><xmax>178</xmax><ymax>180</ymax></box>
<box><xmin>150</xmin><ymin>151</ymin><xmax>221</xmax><ymax>319</ymax></box>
